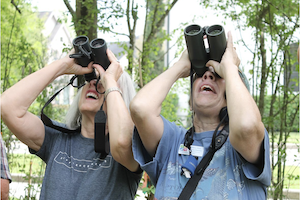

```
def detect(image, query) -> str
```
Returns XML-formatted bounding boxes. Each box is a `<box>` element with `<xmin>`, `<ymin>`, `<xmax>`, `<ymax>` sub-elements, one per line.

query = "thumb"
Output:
<box><xmin>92</xmin><ymin>63</ymin><xmax>105</xmax><ymax>76</ymax></box>
<box><xmin>79</xmin><ymin>62</ymin><xmax>94</xmax><ymax>74</ymax></box>
<box><xmin>206</xmin><ymin>60</ymin><xmax>219</xmax><ymax>69</ymax></box>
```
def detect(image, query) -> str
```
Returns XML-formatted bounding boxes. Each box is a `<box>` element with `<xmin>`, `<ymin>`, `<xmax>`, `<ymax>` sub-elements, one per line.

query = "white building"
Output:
<box><xmin>39</xmin><ymin>11</ymin><xmax>75</xmax><ymax>106</ymax></box>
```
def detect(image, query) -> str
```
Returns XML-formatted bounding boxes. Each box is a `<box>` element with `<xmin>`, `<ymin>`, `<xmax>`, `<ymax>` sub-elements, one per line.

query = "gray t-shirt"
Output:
<box><xmin>30</xmin><ymin>121</ymin><xmax>142</xmax><ymax>200</ymax></box>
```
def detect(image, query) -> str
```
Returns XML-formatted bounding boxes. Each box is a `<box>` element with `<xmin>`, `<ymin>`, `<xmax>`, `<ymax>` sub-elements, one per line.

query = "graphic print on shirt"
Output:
<box><xmin>54</xmin><ymin>151</ymin><xmax>112</xmax><ymax>172</ymax></box>
<box><xmin>196</xmin><ymin>144</ymin><xmax>245</xmax><ymax>200</ymax></box>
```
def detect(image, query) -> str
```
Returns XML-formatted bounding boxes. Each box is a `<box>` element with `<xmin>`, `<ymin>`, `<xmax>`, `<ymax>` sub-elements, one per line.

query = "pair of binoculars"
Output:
<box><xmin>69</xmin><ymin>36</ymin><xmax>110</xmax><ymax>82</ymax></box>
<box><xmin>184</xmin><ymin>24</ymin><xmax>226</xmax><ymax>77</ymax></box>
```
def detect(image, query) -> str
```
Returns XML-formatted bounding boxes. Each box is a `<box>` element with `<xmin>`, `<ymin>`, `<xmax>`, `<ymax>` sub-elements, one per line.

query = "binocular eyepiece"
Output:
<box><xmin>70</xmin><ymin>36</ymin><xmax>110</xmax><ymax>82</ymax></box>
<box><xmin>184</xmin><ymin>24</ymin><xmax>226</xmax><ymax>77</ymax></box>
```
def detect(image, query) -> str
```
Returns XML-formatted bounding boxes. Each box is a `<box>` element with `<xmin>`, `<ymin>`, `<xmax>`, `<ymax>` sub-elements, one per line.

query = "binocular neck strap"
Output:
<box><xmin>94</xmin><ymin>99</ymin><xmax>109</xmax><ymax>158</ymax></box>
<box><xmin>41</xmin><ymin>75</ymin><xmax>83</xmax><ymax>134</ymax></box>
<box><xmin>187</xmin><ymin>68</ymin><xmax>195</xmax><ymax>149</ymax></box>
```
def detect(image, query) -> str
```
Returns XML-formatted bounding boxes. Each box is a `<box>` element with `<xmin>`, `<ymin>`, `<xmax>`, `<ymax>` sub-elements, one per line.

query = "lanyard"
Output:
<box><xmin>179</xmin><ymin>110</ymin><xmax>229</xmax><ymax>200</ymax></box>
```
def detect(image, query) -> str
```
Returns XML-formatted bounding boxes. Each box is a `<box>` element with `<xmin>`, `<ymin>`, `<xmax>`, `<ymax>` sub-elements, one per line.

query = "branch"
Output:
<box><xmin>149</xmin><ymin>0</ymin><xmax>162</xmax><ymax>38</ymax></box>
<box><xmin>63</xmin><ymin>0</ymin><xmax>75</xmax><ymax>19</ymax></box>
<box><xmin>265</xmin><ymin>0</ymin><xmax>299</xmax><ymax>26</ymax></box>
<box><xmin>10</xmin><ymin>0</ymin><xmax>21</xmax><ymax>14</ymax></box>
<box><xmin>273</xmin><ymin>94</ymin><xmax>299</xmax><ymax>117</ymax></box>
<box><xmin>131</xmin><ymin>1</ymin><xmax>138</xmax><ymax>35</ymax></box>
<box><xmin>146</xmin><ymin>0</ymin><xmax>178</xmax><ymax>43</ymax></box>
<box><xmin>108</xmin><ymin>30</ymin><xmax>129</xmax><ymax>38</ymax></box>
<box><xmin>126</xmin><ymin>0</ymin><xmax>131</xmax><ymax>34</ymax></box>
<box><xmin>158</xmin><ymin>0</ymin><xmax>178</xmax><ymax>27</ymax></box>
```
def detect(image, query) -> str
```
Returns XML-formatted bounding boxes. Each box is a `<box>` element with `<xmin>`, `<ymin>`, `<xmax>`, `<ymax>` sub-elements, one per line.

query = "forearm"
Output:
<box><xmin>1</xmin><ymin>60</ymin><xmax>68</xmax><ymax>149</ymax></box>
<box><xmin>131</xmin><ymin>61</ymin><xmax>185</xmax><ymax>118</ymax></box>
<box><xmin>224</xmin><ymin>64</ymin><xmax>265</xmax><ymax>163</ymax></box>
<box><xmin>1</xmin><ymin>179</ymin><xmax>9</xmax><ymax>200</ymax></box>
<box><xmin>1</xmin><ymin>60</ymin><xmax>66</xmax><ymax>117</ymax></box>
<box><xmin>104</xmin><ymin>78</ymin><xmax>138</xmax><ymax>171</ymax></box>
<box><xmin>130</xmin><ymin>61</ymin><xmax>187</xmax><ymax>156</ymax></box>
<box><xmin>224</xmin><ymin>66</ymin><xmax>263</xmax><ymax>132</ymax></box>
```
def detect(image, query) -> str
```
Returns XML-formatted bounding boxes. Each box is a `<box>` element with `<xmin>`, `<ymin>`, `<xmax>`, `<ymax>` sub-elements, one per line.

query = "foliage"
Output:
<box><xmin>137</xmin><ymin>0</ymin><xmax>180</xmax><ymax>87</ymax></box>
<box><xmin>1</xmin><ymin>0</ymin><xmax>47</xmax><ymax>91</ymax></box>
<box><xmin>1</xmin><ymin>0</ymin><xmax>49</xmax><ymax>154</ymax></box>
<box><xmin>8</xmin><ymin>153</ymin><xmax>45</xmax><ymax>200</ymax></box>
<box><xmin>262</xmin><ymin>95</ymin><xmax>299</xmax><ymax>132</ymax></box>
<box><xmin>161</xmin><ymin>91</ymin><xmax>179</xmax><ymax>123</ymax></box>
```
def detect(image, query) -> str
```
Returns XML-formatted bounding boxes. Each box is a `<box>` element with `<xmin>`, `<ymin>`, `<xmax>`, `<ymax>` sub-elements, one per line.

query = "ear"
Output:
<box><xmin>219</xmin><ymin>107</ymin><xmax>229</xmax><ymax>123</ymax></box>
<box><xmin>189</xmin><ymin>104</ymin><xmax>193</xmax><ymax>111</ymax></box>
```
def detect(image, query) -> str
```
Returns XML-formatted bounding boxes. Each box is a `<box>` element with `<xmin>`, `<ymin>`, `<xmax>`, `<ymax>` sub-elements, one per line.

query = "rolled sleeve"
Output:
<box><xmin>241</xmin><ymin>130</ymin><xmax>271</xmax><ymax>186</ymax></box>
<box><xmin>132</xmin><ymin>116</ymin><xmax>186</xmax><ymax>186</ymax></box>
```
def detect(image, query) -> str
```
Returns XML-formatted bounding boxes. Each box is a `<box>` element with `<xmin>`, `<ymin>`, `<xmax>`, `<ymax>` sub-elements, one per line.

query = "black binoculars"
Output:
<box><xmin>69</xmin><ymin>36</ymin><xmax>110</xmax><ymax>82</ymax></box>
<box><xmin>184</xmin><ymin>24</ymin><xmax>227</xmax><ymax>77</ymax></box>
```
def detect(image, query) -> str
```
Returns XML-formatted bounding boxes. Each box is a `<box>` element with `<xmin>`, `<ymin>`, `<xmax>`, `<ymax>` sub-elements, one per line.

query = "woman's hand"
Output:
<box><xmin>176</xmin><ymin>49</ymin><xmax>191</xmax><ymax>78</ymax></box>
<box><xmin>58</xmin><ymin>49</ymin><xmax>94</xmax><ymax>76</ymax></box>
<box><xmin>206</xmin><ymin>31</ymin><xmax>240</xmax><ymax>78</ymax></box>
<box><xmin>92</xmin><ymin>49</ymin><xmax>123</xmax><ymax>89</ymax></box>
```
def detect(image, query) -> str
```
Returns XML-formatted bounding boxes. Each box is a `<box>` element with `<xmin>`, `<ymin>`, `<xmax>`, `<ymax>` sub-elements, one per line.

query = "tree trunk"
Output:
<box><xmin>64</xmin><ymin>0</ymin><xmax>98</xmax><ymax>85</ymax></box>
<box><xmin>258</xmin><ymin>30</ymin><xmax>267</xmax><ymax>116</ymax></box>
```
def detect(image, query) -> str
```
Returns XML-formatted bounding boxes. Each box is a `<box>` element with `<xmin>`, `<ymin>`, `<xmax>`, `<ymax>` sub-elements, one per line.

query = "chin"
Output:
<box><xmin>79</xmin><ymin>105</ymin><xmax>100</xmax><ymax>115</ymax></box>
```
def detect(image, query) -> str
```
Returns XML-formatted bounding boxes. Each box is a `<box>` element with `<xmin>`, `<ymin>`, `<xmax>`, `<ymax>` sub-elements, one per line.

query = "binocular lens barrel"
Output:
<box><xmin>206</xmin><ymin>25</ymin><xmax>226</xmax><ymax>62</ymax></box>
<box><xmin>184</xmin><ymin>24</ymin><xmax>227</xmax><ymax>77</ymax></box>
<box><xmin>206</xmin><ymin>25</ymin><xmax>223</xmax><ymax>36</ymax></box>
<box><xmin>184</xmin><ymin>24</ymin><xmax>208</xmax><ymax>77</ymax></box>
<box><xmin>72</xmin><ymin>36</ymin><xmax>91</xmax><ymax>68</ymax></box>
<box><xmin>185</xmin><ymin>24</ymin><xmax>201</xmax><ymax>35</ymax></box>
<box><xmin>73</xmin><ymin>36</ymin><xmax>89</xmax><ymax>46</ymax></box>
<box><xmin>90</xmin><ymin>39</ymin><xmax>105</xmax><ymax>48</ymax></box>
<box><xmin>90</xmin><ymin>38</ymin><xmax>110</xmax><ymax>70</ymax></box>
<box><xmin>71</xmin><ymin>36</ymin><xmax>96</xmax><ymax>82</ymax></box>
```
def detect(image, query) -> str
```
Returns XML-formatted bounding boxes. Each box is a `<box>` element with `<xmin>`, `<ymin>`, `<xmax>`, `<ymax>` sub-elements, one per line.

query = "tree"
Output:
<box><xmin>130</xmin><ymin>0</ymin><xmax>179</xmax><ymax>87</ymax></box>
<box><xmin>1</xmin><ymin>0</ymin><xmax>50</xmax><ymax>154</ymax></box>
<box><xmin>62</xmin><ymin>0</ymin><xmax>184</xmax><ymax>126</ymax></box>
<box><xmin>63</xmin><ymin>0</ymin><xmax>97</xmax><ymax>39</ymax></box>
<box><xmin>202</xmin><ymin>0</ymin><xmax>299</xmax><ymax>199</ymax></box>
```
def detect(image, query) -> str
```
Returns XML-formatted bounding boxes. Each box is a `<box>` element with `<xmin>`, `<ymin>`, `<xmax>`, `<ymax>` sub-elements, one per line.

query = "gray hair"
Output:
<box><xmin>65</xmin><ymin>71</ymin><xmax>136</xmax><ymax>129</ymax></box>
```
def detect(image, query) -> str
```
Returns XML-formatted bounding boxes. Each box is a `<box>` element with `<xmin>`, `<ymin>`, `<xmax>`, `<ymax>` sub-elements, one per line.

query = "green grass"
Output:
<box><xmin>8</xmin><ymin>153</ymin><xmax>45</xmax><ymax>175</ymax></box>
<box><xmin>272</xmin><ymin>165</ymin><xmax>300</xmax><ymax>189</ymax></box>
<box><xmin>271</xmin><ymin>132</ymin><xmax>300</xmax><ymax>144</ymax></box>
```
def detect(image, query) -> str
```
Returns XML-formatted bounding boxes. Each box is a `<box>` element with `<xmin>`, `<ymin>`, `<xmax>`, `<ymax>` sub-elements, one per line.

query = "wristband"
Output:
<box><xmin>104</xmin><ymin>87</ymin><xmax>123</xmax><ymax>98</ymax></box>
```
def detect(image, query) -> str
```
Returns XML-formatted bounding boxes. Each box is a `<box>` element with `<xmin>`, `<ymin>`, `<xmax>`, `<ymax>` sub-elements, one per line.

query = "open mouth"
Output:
<box><xmin>200</xmin><ymin>85</ymin><xmax>215</xmax><ymax>93</ymax></box>
<box><xmin>86</xmin><ymin>92</ymin><xmax>99</xmax><ymax>100</ymax></box>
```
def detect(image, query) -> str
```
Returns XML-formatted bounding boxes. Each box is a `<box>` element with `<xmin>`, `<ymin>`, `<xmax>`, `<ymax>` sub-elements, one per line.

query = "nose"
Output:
<box><xmin>89</xmin><ymin>79</ymin><xmax>97</xmax><ymax>87</ymax></box>
<box><xmin>202</xmin><ymin>70</ymin><xmax>215</xmax><ymax>81</ymax></box>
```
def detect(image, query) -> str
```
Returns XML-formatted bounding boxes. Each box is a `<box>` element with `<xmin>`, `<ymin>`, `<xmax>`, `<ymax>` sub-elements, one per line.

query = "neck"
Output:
<box><xmin>193</xmin><ymin>113</ymin><xmax>221</xmax><ymax>133</ymax></box>
<box><xmin>81</xmin><ymin>115</ymin><xmax>95</xmax><ymax>138</ymax></box>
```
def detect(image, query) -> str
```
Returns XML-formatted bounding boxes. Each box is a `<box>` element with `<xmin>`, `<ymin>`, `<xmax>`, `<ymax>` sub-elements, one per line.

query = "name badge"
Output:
<box><xmin>178</xmin><ymin>144</ymin><xmax>190</xmax><ymax>155</ymax></box>
<box><xmin>190</xmin><ymin>145</ymin><xmax>204</xmax><ymax>157</ymax></box>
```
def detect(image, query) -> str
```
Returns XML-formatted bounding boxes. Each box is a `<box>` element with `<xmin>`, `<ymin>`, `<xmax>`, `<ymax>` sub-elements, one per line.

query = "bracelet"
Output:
<box><xmin>104</xmin><ymin>87</ymin><xmax>123</xmax><ymax>98</ymax></box>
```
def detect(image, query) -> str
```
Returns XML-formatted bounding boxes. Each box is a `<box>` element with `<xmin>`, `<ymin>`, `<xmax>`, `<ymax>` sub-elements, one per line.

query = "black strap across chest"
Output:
<box><xmin>178</xmin><ymin>124</ymin><xmax>229</xmax><ymax>200</ymax></box>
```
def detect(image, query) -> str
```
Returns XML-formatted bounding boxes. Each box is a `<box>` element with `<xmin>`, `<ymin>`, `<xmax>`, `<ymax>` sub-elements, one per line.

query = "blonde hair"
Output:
<box><xmin>65</xmin><ymin>72</ymin><xmax>136</xmax><ymax>129</ymax></box>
